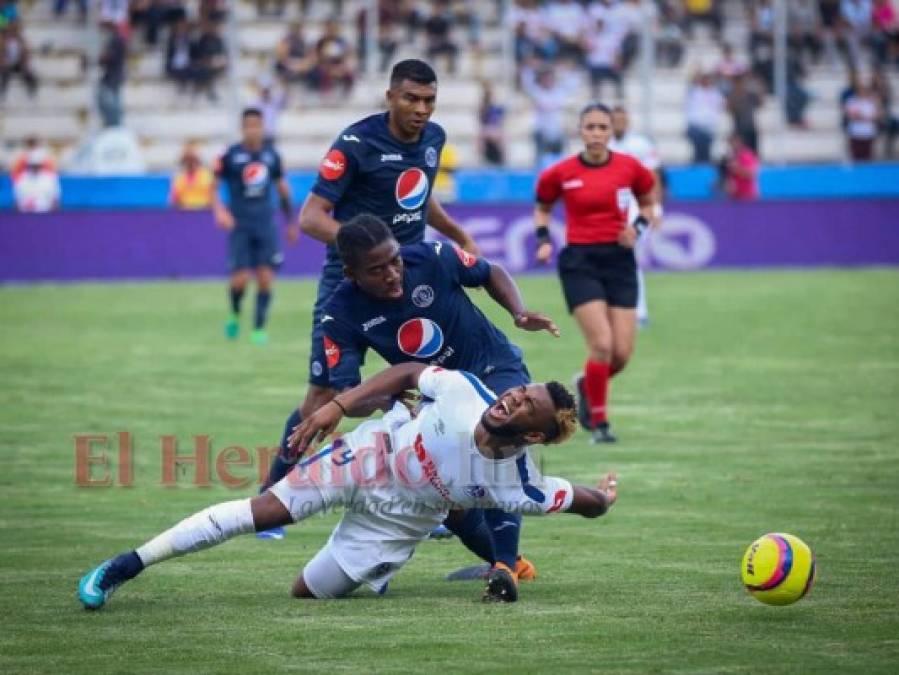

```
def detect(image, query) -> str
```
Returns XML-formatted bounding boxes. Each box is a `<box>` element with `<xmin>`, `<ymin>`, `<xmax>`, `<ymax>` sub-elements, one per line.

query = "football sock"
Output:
<box><xmin>254</xmin><ymin>291</ymin><xmax>272</xmax><ymax>330</ymax></box>
<box><xmin>484</xmin><ymin>508</ymin><xmax>521</xmax><ymax>569</ymax></box>
<box><xmin>98</xmin><ymin>550</ymin><xmax>145</xmax><ymax>589</ymax></box>
<box><xmin>229</xmin><ymin>287</ymin><xmax>244</xmax><ymax>315</ymax></box>
<box><xmin>584</xmin><ymin>359</ymin><xmax>611</xmax><ymax>427</ymax></box>
<box><xmin>636</xmin><ymin>267</ymin><xmax>649</xmax><ymax>322</ymax></box>
<box><xmin>261</xmin><ymin>408</ymin><xmax>303</xmax><ymax>491</ymax></box>
<box><xmin>135</xmin><ymin>498</ymin><xmax>255</xmax><ymax>567</ymax></box>
<box><xmin>445</xmin><ymin>509</ymin><xmax>496</xmax><ymax>565</ymax></box>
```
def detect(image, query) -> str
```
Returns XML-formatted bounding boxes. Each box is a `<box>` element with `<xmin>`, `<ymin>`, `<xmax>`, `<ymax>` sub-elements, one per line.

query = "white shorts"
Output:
<box><xmin>269</xmin><ymin>420</ymin><xmax>446</xmax><ymax>595</ymax></box>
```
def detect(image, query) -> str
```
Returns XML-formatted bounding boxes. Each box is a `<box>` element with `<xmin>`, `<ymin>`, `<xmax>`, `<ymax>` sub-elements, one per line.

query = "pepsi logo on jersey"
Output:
<box><xmin>397</xmin><ymin>318</ymin><xmax>443</xmax><ymax>358</ymax></box>
<box><xmin>242</xmin><ymin>162</ymin><xmax>269</xmax><ymax>187</ymax></box>
<box><xmin>395</xmin><ymin>168</ymin><xmax>429</xmax><ymax>211</ymax></box>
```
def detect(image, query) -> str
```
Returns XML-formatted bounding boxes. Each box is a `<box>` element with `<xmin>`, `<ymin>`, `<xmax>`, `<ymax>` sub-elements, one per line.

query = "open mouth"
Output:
<box><xmin>489</xmin><ymin>397</ymin><xmax>512</xmax><ymax>421</ymax></box>
<box><xmin>386</xmin><ymin>284</ymin><xmax>403</xmax><ymax>298</ymax></box>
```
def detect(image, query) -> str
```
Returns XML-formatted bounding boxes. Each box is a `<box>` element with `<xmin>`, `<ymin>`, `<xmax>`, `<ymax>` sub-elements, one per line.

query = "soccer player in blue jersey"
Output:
<box><xmin>282</xmin><ymin>214</ymin><xmax>560</xmax><ymax>590</ymax></box>
<box><xmin>212</xmin><ymin>108</ymin><xmax>298</xmax><ymax>345</ymax></box>
<box><xmin>256</xmin><ymin>59</ymin><xmax>476</xmax><ymax>538</ymax></box>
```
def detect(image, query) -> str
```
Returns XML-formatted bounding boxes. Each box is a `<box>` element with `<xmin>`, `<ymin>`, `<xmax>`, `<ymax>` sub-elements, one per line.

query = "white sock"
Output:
<box><xmin>636</xmin><ymin>267</ymin><xmax>649</xmax><ymax>322</ymax></box>
<box><xmin>135</xmin><ymin>498</ymin><xmax>255</xmax><ymax>567</ymax></box>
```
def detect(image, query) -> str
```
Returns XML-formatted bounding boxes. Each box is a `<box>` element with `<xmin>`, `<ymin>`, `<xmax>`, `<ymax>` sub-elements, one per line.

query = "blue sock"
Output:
<box><xmin>483</xmin><ymin>508</ymin><xmax>521</xmax><ymax>569</ymax></box>
<box><xmin>261</xmin><ymin>408</ymin><xmax>302</xmax><ymax>491</ymax></box>
<box><xmin>254</xmin><ymin>291</ymin><xmax>272</xmax><ymax>329</ymax></box>
<box><xmin>445</xmin><ymin>509</ymin><xmax>496</xmax><ymax>565</ymax></box>
<box><xmin>229</xmin><ymin>287</ymin><xmax>244</xmax><ymax>314</ymax></box>
<box><xmin>103</xmin><ymin>551</ymin><xmax>145</xmax><ymax>589</ymax></box>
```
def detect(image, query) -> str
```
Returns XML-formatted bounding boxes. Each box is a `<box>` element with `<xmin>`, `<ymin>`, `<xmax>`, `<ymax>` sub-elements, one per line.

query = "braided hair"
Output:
<box><xmin>336</xmin><ymin>214</ymin><xmax>395</xmax><ymax>268</ymax></box>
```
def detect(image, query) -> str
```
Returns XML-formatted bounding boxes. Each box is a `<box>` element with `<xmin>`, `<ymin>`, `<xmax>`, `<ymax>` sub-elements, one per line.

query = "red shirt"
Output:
<box><xmin>536</xmin><ymin>152</ymin><xmax>655</xmax><ymax>245</ymax></box>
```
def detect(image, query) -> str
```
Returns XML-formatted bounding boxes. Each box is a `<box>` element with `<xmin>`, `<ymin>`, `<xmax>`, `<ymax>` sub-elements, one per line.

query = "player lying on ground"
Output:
<box><xmin>78</xmin><ymin>363</ymin><xmax>618</xmax><ymax>607</ymax></box>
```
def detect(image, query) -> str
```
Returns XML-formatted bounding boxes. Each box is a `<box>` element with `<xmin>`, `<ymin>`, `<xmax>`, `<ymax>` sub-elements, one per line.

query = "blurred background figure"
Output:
<box><xmin>53</xmin><ymin>0</ymin><xmax>87</xmax><ymax>21</ymax></box>
<box><xmin>309</xmin><ymin>17</ymin><xmax>355</xmax><ymax>98</ymax></box>
<box><xmin>685</xmin><ymin>71</ymin><xmax>724</xmax><ymax>164</ymax></box>
<box><xmin>479</xmin><ymin>81</ymin><xmax>506</xmax><ymax>166</ymax></box>
<box><xmin>190</xmin><ymin>19</ymin><xmax>227</xmax><ymax>102</ymax></box>
<box><xmin>13</xmin><ymin>146</ymin><xmax>61</xmax><ymax>213</ymax></box>
<box><xmin>129</xmin><ymin>0</ymin><xmax>187</xmax><ymax>48</ymax></box>
<box><xmin>434</xmin><ymin>141</ymin><xmax>460</xmax><ymax>203</ymax></box>
<box><xmin>165</xmin><ymin>17</ymin><xmax>195</xmax><ymax>95</ymax></box>
<box><xmin>1</xmin><ymin>20</ymin><xmax>38</xmax><ymax>99</ymax></box>
<box><xmin>844</xmin><ymin>78</ymin><xmax>883</xmax><ymax>161</ymax></box>
<box><xmin>251</xmin><ymin>77</ymin><xmax>287</xmax><ymax>143</ymax></box>
<box><xmin>583</xmin><ymin>16</ymin><xmax>624</xmax><ymax>101</ymax></box>
<box><xmin>726</xmin><ymin>72</ymin><xmax>762</xmax><ymax>154</ymax></box>
<box><xmin>424</xmin><ymin>0</ymin><xmax>459</xmax><ymax>76</ymax></box>
<box><xmin>169</xmin><ymin>142</ymin><xmax>214</xmax><ymax>210</ymax></box>
<box><xmin>274</xmin><ymin>21</ymin><xmax>314</xmax><ymax>92</ymax></box>
<box><xmin>97</xmin><ymin>21</ymin><xmax>127</xmax><ymax>127</ymax></box>
<box><xmin>719</xmin><ymin>133</ymin><xmax>759</xmax><ymax>201</ymax></box>
<box><xmin>543</xmin><ymin>0</ymin><xmax>586</xmax><ymax>64</ymax></box>
<box><xmin>684</xmin><ymin>0</ymin><xmax>722</xmax><ymax>42</ymax></box>
<box><xmin>522</xmin><ymin>62</ymin><xmax>579</xmax><ymax>168</ymax></box>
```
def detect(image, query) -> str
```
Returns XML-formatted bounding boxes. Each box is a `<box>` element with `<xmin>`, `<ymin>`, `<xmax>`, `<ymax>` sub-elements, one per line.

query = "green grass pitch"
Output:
<box><xmin>1</xmin><ymin>269</ymin><xmax>898</xmax><ymax>673</ymax></box>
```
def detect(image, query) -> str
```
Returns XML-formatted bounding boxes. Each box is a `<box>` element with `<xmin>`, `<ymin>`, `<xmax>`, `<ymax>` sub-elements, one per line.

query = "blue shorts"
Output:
<box><xmin>480</xmin><ymin>353</ymin><xmax>531</xmax><ymax>396</ymax></box>
<box><xmin>229</xmin><ymin>226</ymin><xmax>282</xmax><ymax>272</ymax></box>
<box><xmin>308</xmin><ymin>261</ymin><xmax>350</xmax><ymax>387</ymax></box>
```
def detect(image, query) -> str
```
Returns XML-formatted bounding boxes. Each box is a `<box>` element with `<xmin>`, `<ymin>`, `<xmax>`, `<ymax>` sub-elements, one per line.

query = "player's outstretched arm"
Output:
<box><xmin>567</xmin><ymin>473</ymin><xmax>618</xmax><ymax>518</ymax></box>
<box><xmin>484</xmin><ymin>261</ymin><xmax>560</xmax><ymax>337</ymax></box>
<box><xmin>288</xmin><ymin>363</ymin><xmax>427</xmax><ymax>455</ymax></box>
<box><xmin>298</xmin><ymin>193</ymin><xmax>341</xmax><ymax>244</ymax></box>
<box><xmin>427</xmin><ymin>195</ymin><xmax>480</xmax><ymax>255</ymax></box>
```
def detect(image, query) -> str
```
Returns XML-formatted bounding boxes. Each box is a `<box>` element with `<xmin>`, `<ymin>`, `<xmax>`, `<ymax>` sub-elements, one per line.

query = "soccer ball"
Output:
<box><xmin>741</xmin><ymin>533</ymin><xmax>816</xmax><ymax>606</ymax></box>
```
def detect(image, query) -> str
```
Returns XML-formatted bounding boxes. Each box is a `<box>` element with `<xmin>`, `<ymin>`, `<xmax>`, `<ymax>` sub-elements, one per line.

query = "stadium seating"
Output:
<box><xmin>4</xmin><ymin>0</ymin><xmax>898</xmax><ymax>172</ymax></box>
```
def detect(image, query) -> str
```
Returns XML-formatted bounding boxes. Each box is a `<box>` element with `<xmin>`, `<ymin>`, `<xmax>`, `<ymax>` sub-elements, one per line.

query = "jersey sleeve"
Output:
<box><xmin>489</xmin><ymin>453</ymin><xmax>574</xmax><ymax>515</ymax></box>
<box><xmin>631</xmin><ymin>159</ymin><xmax>655</xmax><ymax>197</ymax></box>
<box><xmin>417</xmin><ymin>366</ymin><xmax>494</xmax><ymax>405</ymax></box>
<box><xmin>431</xmin><ymin>240</ymin><xmax>491</xmax><ymax>288</ymax></box>
<box><xmin>321</xmin><ymin>315</ymin><xmax>365</xmax><ymax>390</ymax></box>
<box><xmin>309</xmin><ymin>133</ymin><xmax>361</xmax><ymax>205</ymax></box>
<box><xmin>270</xmin><ymin>150</ymin><xmax>284</xmax><ymax>181</ymax></box>
<box><xmin>213</xmin><ymin>151</ymin><xmax>229</xmax><ymax>179</ymax></box>
<box><xmin>535</xmin><ymin>162</ymin><xmax>562</xmax><ymax>205</ymax></box>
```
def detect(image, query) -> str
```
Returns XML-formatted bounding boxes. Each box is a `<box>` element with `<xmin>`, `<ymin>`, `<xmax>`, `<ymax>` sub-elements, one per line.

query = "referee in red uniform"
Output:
<box><xmin>534</xmin><ymin>103</ymin><xmax>658</xmax><ymax>443</ymax></box>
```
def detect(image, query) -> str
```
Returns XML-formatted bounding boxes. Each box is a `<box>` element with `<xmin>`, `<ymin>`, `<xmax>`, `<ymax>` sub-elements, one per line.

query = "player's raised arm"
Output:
<box><xmin>298</xmin><ymin>193</ymin><xmax>341</xmax><ymax>244</ymax></box>
<box><xmin>288</xmin><ymin>363</ymin><xmax>427</xmax><ymax>454</ymax></box>
<box><xmin>426</xmin><ymin>195</ymin><xmax>480</xmax><ymax>256</ymax></box>
<box><xmin>276</xmin><ymin>177</ymin><xmax>299</xmax><ymax>244</ymax></box>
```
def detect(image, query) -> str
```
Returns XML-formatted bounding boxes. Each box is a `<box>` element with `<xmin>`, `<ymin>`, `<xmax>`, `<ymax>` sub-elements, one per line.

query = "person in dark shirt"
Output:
<box><xmin>191</xmin><ymin>19</ymin><xmax>227</xmax><ymax>101</ymax></box>
<box><xmin>97</xmin><ymin>21</ymin><xmax>126</xmax><ymax>127</ymax></box>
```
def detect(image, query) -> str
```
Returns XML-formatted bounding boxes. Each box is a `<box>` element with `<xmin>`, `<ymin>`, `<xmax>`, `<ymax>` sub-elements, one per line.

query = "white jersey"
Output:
<box><xmin>271</xmin><ymin>367</ymin><xmax>574</xmax><ymax>591</ymax></box>
<box><xmin>609</xmin><ymin>131</ymin><xmax>660</xmax><ymax>223</ymax></box>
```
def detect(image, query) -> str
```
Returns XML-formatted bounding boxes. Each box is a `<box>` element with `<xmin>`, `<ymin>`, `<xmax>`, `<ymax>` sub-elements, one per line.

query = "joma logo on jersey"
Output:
<box><xmin>397</xmin><ymin>318</ymin><xmax>443</xmax><ymax>358</ymax></box>
<box><xmin>362</xmin><ymin>315</ymin><xmax>386</xmax><ymax>332</ymax></box>
<box><xmin>381</xmin><ymin>153</ymin><xmax>403</xmax><ymax>162</ymax></box>
<box><xmin>395</xmin><ymin>168</ymin><xmax>429</xmax><ymax>210</ymax></box>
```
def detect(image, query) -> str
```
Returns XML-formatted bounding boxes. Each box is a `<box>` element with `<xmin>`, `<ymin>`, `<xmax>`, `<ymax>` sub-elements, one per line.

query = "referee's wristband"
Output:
<box><xmin>535</xmin><ymin>225</ymin><xmax>551</xmax><ymax>246</ymax></box>
<box><xmin>633</xmin><ymin>215</ymin><xmax>650</xmax><ymax>238</ymax></box>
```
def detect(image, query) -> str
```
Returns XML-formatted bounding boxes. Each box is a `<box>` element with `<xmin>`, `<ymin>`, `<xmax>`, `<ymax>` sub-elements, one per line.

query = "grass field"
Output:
<box><xmin>1</xmin><ymin>269</ymin><xmax>898</xmax><ymax>673</ymax></box>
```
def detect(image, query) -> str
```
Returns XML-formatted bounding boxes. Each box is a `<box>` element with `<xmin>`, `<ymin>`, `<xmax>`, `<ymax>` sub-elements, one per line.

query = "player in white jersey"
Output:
<box><xmin>77</xmin><ymin>363</ymin><xmax>618</xmax><ymax>606</ymax></box>
<box><xmin>608</xmin><ymin>105</ymin><xmax>664</xmax><ymax>327</ymax></box>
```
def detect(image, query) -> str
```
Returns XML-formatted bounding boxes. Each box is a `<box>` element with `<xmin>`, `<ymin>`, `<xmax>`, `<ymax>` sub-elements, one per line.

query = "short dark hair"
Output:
<box><xmin>336</xmin><ymin>214</ymin><xmax>395</xmax><ymax>268</ymax></box>
<box><xmin>389</xmin><ymin>59</ymin><xmax>437</xmax><ymax>89</ymax></box>
<box><xmin>579</xmin><ymin>102</ymin><xmax>613</xmax><ymax>121</ymax></box>
<box><xmin>242</xmin><ymin>107</ymin><xmax>263</xmax><ymax>120</ymax></box>
<box><xmin>544</xmin><ymin>381</ymin><xmax>577</xmax><ymax>445</ymax></box>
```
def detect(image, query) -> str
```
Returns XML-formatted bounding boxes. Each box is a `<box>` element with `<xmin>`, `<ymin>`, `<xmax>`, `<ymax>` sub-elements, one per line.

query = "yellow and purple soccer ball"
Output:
<box><xmin>741</xmin><ymin>533</ymin><xmax>816</xmax><ymax>606</ymax></box>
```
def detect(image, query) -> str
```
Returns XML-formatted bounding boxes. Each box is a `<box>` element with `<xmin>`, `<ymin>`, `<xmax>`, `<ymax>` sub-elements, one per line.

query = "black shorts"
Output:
<box><xmin>557</xmin><ymin>243</ymin><xmax>638</xmax><ymax>312</ymax></box>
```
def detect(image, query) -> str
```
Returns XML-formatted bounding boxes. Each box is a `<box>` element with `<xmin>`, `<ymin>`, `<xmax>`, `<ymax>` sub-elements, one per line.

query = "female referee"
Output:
<box><xmin>534</xmin><ymin>103</ymin><xmax>658</xmax><ymax>443</ymax></box>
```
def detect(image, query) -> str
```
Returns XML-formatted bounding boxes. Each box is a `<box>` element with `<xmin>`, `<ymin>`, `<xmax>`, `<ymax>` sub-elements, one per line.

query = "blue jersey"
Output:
<box><xmin>311</xmin><ymin>112</ymin><xmax>446</xmax><ymax>266</ymax></box>
<box><xmin>321</xmin><ymin>242</ymin><xmax>523</xmax><ymax>390</ymax></box>
<box><xmin>216</xmin><ymin>143</ymin><xmax>283</xmax><ymax>229</ymax></box>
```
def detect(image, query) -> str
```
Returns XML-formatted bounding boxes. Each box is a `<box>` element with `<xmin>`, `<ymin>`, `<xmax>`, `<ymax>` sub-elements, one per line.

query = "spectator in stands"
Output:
<box><xmin>715</xmin><ymin>41</ymin><xmax>748</xmax><ymax>95</ymax></box>
<box><xmin>843</xmin><ymin>78</ymin><xmax>883</xmax><ymax>160</ymax></box>
<box><xmin>53</xmin><ymin>0</ymin><xmax>87</xmax><ymax>22</ymax></box>
<box><xmin>785</xmin><ymin>51</ymin><xmax>811</xmax><ymax>128</ymax></box>
<box><xmin>727</xmin><ymin>72</ymin><xmax>762</xmax><ymax>154</ymax></box>
<box><xmin>423</xmin><ymin>0</ymin><xmax>459</xmax><ymax>76</ymax></box>
<box><xmin>355</xmin><ymin>0</ymin><xmax>400</xmax><ymax>73</ymax></box>
<box><xmin>13</xmin><ymin>147</ymin><xmax>61</xmax><ymax>213</ymax></box>
<box><xmin>720</xmin><ymin>132</ymin><xmax>760</xmax><ymax>201</ymax></box>
<box><xmin>749</xmin><ymin>0</ymin><xmax>775</xmax><ymax>91</ymax></box>
<box><xmin>97</xmin><ymin>21</ymin><xmax>126</xmax><ymax>127</ymax></box>
<box><xmin>839</xmin><ymin>0</ymin><xmax>873</xmax><ymax>68</ymax></box>
<box><xmin>199</xmin><ymin>0</ymin><xmax>227</xmax><ymax>24</ymax></box>
<box><xmin>309</xmin><ymin>17</ymin><xmax>355</xmax><ymax>98</ymax></box>
<box><xmin>0</xmin><ymin>0</ymin><xmax>18</xmax><ymax>27</ymax></box>
<box><xmin>871</xmin><ymin>0</ymin><xmax>899</xmax><ymax>65</ymax></box>
<box><xmin>170</xmin><ymin>142</ymin><xmax>214</xmax><ymax>210</ymax></box>
<box><xmin>685</xmin><ymin>71</ymin><xmax>724</xmax><ymax>164</ymax></box>
<box><xmin>872</xmin><ymin>68</ymin><xmax>898</xmax><ymax>157</ymax></box>
<box><xmin>522</xmin><ymin>63</ymin><xmax>579</xmax><ymax>167</ymax></box>
<box><xmin>684</xmin><ymin>0</ymin><xmax>722</xmax><ymax>42</ymax></box>
<box><xmin>434</xmin><ymin>142</ymin><xmax>460</xmax><ymax>203</ymax></box>
<box><xmin>656</xmin><ymin>1</ymin><xmax>685</xmax><ymax>67</ymax></box>
<box><xmin>789</xmin><ymin>0</ymin><xmax>824</xmax><ymax>63</ymax></box>
<box><xmin>583</xmin><ymin>16</ymin><xmax>624</xmax><ymax>101</ymax></box>
<box><xmin>509</xmin><ymin>0</ymin><xmax>558</xmax><ymax>75</ymax></box>
<box><xmin>543</xmin><ymin>0</ymin><xmax>586</xmax><ymax>63</ymax></box>
<box><xmin>252</xmin><ymin>77</ymin><xmax>287</xmax><ymax>143</ymax></box>
<box><xmin>165</xmin><ymin>17</ymin><xmax>194</xmax><ymax>92</ymax></box>
<box><xmin>99</xmin><ymin>0</ymin><xmax>129</xmax><ymax>30</ymax></box>
<box><xmin>191</xmin><ymin>19</ymin><xmax>227</xmax><ymax>102</ymax></box>
<box><xmin>0</xmin><ymin>21</ymin><xmax>37</xmax><ymax>98</ymax></box>
<box><xmin>479</xmin><ymin>81</ymin><xmax>506</xmax><ymax>166</ymax></box>
<box><xmin>10</xmin><ymin>136</ymin><xmax>57</xmax><ymax>179</ymax></box>
<box><xmin>130</xmin><ymin>1</ymin><xmax>187</xmax><ymax>48</ymax></box>
<box><xmin>274</xmin><ymin>21</ymin><xmax>314</xmax><ymax>90</ymax></box>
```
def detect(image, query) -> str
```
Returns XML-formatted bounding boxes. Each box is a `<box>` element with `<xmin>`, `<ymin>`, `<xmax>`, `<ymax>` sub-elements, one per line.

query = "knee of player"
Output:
<box><xmin>290</xmin><ymin>577</ymin><xmax>316</xmax><ymax>599</ymax></box>
<box><xmin>611</xmin><ymin>352</ymin><xmax>631</xmax><ymax>373</ymax></box>
<box><xmin>587</xmin><ymin>341</ymin><xmax>613</xmax><ymax>362</ymax></box>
